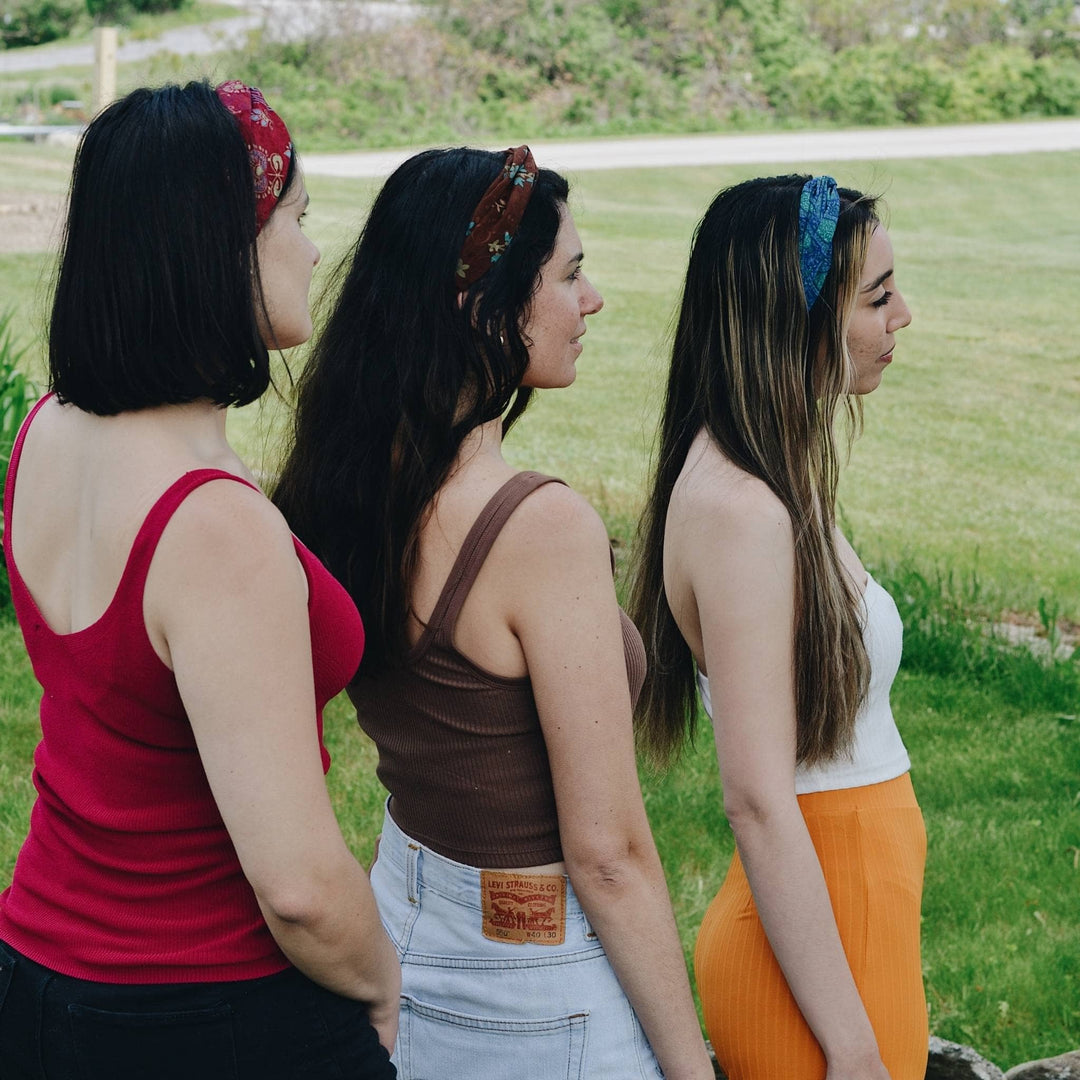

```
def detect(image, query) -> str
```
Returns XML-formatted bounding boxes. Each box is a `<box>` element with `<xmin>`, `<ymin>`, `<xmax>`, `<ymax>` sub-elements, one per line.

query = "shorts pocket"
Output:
<box><xmin>69</xmin><ymin>1000</ymin><xmax>237</xmax><ymax>1080</ymax></box>
<box><xmin>397</xmin><ymin>994</ymin><xmax>588</xmax><ymax>1080</ymax></box>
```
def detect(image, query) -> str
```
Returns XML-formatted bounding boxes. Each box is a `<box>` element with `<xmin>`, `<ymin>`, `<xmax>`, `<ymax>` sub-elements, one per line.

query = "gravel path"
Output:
<box><xmin>4</xmin><ymin>118</ymin><xmax>1079</xmax><ymax>253</ymax></box>
<box><xmin>302</xmin><ymin>119</ymin><xmax>1080</xmax><ymax>179</ymax></box>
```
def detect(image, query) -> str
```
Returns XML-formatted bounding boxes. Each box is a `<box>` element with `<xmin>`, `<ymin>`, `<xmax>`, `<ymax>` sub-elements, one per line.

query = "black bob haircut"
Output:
<box><xmin>49</xmin><ymin>80</ymin><xmax>295</xmax><ymax>416</ymax></box>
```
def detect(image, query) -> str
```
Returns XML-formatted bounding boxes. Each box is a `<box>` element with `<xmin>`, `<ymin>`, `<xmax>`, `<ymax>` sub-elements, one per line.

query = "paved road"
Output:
<box><xmin>0</xmin><ymin>0</ymin><xmax>418</xmax><ymax>74</ymax></box>
<box><xmin>302</xmin><ymin>118</ymin><xmax>1080</xmax><ymax>178</ymax></box>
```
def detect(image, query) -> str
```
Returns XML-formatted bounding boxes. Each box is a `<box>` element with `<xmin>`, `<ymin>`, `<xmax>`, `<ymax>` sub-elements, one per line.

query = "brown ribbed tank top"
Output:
<box><xmin>349</xmin><ymin>471</ymin><xmax>647</xmax><ymax>868</ymax></box>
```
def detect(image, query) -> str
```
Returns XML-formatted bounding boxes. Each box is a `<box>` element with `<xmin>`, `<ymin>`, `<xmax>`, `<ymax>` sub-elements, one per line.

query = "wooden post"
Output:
<box><xmin>92</xmin><ymin>27</ymin><xmax>118</xmax><ymax>116</ymax></box>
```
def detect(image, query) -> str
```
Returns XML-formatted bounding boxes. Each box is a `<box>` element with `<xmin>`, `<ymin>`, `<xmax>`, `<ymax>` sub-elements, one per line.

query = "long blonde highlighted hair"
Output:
<box><xmin>628</xmin><ymin>174</ymin><xmax>878</xmax><ymax>766</ymax></box>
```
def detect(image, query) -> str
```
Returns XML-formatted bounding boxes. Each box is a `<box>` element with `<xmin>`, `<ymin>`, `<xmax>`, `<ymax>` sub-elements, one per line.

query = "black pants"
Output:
<box><xmin>0</xmin><ymin>940</ymin><xmax>396</xmax><ymax>1079</ymax></box>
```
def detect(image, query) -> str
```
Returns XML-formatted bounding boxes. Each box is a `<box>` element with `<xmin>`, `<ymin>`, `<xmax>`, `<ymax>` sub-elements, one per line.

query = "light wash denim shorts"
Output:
<box><xmin>370</xmin><ymin>803</ymin><xmax>664</xmax><ymax>1080</ymax></box>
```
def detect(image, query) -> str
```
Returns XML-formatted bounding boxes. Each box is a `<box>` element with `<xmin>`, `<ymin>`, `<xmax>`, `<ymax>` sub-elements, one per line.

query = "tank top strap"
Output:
<box><xmin>3</xmin><ymin>393</ymin><xmax>54</xmax><ymax>540</ymax></box>
<box><xmin>121</xmin><ymin>469</ymin><xmax>260</xmax><ymax>594</ymax></box>
<box><xmin>426</xmin><ymin>471</ymin><xmax>566</xmax><ymax>637</ymax></box>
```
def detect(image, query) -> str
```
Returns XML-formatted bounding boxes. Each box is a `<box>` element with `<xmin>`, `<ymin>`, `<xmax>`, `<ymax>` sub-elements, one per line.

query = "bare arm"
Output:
<box><xmin>508</xmin><ymin>485</ymin><xmax>713</xmax><ymax>1080</ymax></box>
<box><xmin>680</xmin><ymin>479</ymin><xmax>889</xmax><ymax>1080</ymax></box>
<box><xmin>145</xmin><ymin>481</ymin><xmax>400</xmax><ymax>1050</ymax></box>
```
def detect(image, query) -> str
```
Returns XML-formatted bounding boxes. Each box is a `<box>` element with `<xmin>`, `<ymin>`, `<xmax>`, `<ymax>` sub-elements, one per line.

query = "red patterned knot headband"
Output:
<box><xmin>455</xmin><ymin>145</ymin><xmax>538</xmax><ymax>292</ymax></box>
<box><xmin>215</xmin><ymin>80</ymin><xmax>293</xmax><ymax>234</ymax></box>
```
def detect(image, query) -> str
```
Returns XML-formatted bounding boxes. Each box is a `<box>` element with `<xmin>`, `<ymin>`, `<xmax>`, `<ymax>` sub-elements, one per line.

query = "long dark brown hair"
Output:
<box><xmin>627</xmin><ymin>174</ymin><xmax>878</xmax><ymax>766</ymax></box>
<box><xmin>273</xmin><ymin>148</ymin><xmax>569</xmax><ymax>675</ymax></box>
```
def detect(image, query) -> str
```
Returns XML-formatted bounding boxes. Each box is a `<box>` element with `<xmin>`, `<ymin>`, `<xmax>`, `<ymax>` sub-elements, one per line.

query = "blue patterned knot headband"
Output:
<box><xmin>798</xmin><ymin>176</ymin><xmax>840</xmax><ymax>311</ymax></box>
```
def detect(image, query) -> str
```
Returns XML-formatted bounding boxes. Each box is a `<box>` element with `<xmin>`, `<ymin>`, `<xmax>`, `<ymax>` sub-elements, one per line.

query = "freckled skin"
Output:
<box><xmin>520</xmin><ymin>206</ymin><xmax>604</xmax><ymax>389</ymax></box>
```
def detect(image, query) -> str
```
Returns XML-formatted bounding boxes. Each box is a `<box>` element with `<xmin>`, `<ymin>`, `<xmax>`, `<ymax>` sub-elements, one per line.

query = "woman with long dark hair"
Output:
<box><xmin>627</xmin><ymin>175</ymin><xmax>925</xmax><ymax>1080</ymax></box>
<box><xmin>0</xmin><ymin>81</ymin><xmax>399</xmax><ymax>1079</ymax></box>
<box><xmin>274</xmin><ymin>146</ymin><xmax>713</xmax><ymax>1080</ymax></box>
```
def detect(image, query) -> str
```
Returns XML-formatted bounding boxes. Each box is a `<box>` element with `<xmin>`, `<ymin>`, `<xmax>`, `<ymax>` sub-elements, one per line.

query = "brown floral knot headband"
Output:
<box><xmin>455</xmin><ymin>145</ymin><xmax>538</xmax><ymax>291</ymax></box>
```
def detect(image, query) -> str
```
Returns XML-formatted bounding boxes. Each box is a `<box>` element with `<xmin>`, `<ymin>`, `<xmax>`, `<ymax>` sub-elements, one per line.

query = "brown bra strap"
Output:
<box><xmin>425</xmin><ymin>471</ymin><xmax>566</xmax><ymax>638</ymax></box>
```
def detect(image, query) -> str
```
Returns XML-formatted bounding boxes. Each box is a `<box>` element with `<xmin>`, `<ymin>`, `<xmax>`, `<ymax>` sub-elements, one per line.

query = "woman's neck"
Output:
<box><xmin>454</xmin><ymin>415</ymin><xmax>506</xmax><ymax>472</ymax></box>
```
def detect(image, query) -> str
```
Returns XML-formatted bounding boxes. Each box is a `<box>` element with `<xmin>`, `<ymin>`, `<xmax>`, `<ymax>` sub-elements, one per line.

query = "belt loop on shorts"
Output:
<box><xmin>405</xmin><ymin>842</ymin><xmax>421</xmax><ymax>905</ymax></box>
<box><xmin>582</xmin><ymin>909</ymin><xmax>596</xmax><ymax>940</ymax></box>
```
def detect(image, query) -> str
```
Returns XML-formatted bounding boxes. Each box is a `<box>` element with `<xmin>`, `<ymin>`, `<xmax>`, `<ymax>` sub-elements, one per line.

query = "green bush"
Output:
<box><xmin>0</xmin><ymin>311</ymin><xmax>38</xmax><ymax>615</ymax></box>
<box><xmin>873</xmin><ymin>560</ymin><xmax>1080</xmax><ymax>716</ymax></box>
<box><xmin>773</xmin><ymin>38</ymin><xmax>1080</xmax><ymax>127</ymax></box>
<box><xmin>0</xmin><ymin>0</ymin><xmax>79</xmax><ymax>48</ymax></box>
<box><xmin>226</xmin><ymin>0</ymin><xmax>1080</xmax><ymax>151</ymax></box>
<box><xmin>86</xmin><ymin>0</ymin><xmax>187</xmax><ymax>22</ymax></box>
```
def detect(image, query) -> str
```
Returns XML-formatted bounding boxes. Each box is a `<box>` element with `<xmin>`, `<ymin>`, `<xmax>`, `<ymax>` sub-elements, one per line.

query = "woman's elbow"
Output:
<box><xmin>722</xmin><ymin>786</ymin><xmax>792</xmax><ymax>835</ymax></box>
<box><xmin>254</xmin><ymin>880</ymin><xmax>328</xmax><ymax>926</ymax></box>
<box><xmin>565</xmin><ymin>836</ymin><xmax>650</xmax><ymax>896</ymax></box>
<box><xmin>249</xmin><ymin>855</ymin><xmax>345</xmax><ymax>926</ymax></box>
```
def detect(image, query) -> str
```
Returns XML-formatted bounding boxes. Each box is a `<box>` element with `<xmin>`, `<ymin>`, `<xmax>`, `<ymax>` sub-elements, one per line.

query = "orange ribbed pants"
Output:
<box><xmin>694</xmin><ymin>773</ymin><xmax>928</xmax><ymax>1080</ymax></box>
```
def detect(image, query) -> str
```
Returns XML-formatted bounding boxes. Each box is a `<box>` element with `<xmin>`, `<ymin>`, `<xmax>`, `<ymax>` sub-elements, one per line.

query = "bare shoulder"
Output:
<box><xmin>155</xmin><ymin>476</ymin><xmax>297</xmax><ymax>580</ymax></box>
<box><xmin>668</xmin><ymin>436</ymin><xmax>796</xmax><ymax>642</ymax></box>
<box><xmin>670</xmin><ymin>433</ymin><xmax>792</xmax><ymax>556</ymax></box>
<box><xmin>496</xmin><ymin>478</ymin><xmax>611</xmax><ymax>572</ymax></box>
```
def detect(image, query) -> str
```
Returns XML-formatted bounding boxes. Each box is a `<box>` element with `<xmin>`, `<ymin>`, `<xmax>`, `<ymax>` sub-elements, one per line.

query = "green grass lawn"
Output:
<box><xmin>234</xmin><ymin>149</ymin><xmax>1080</xmax><ymax>620</ymax></box>
<box><xmin>210</xmin><ymin>151</ymin><xmax>1080</xmax><ymax>621</ymax></box>
<box><xmin>0</xmin><ymin>615</ymin><xmax>1075</xmax><ymax>1070</ymax></box>
<box><xmin>0</xmin><ymin>143</ymin><xmax>1077</xmax><ymax>1066</ymax></box>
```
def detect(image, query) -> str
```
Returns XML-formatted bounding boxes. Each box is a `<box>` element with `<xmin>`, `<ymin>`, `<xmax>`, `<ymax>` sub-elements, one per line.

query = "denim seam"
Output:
<box><xmin>38</xmin><ymin>969</ymin><xmax>53</xmax><ymax>1079</ymax></box>
<box><xmin>402</xmin><ymin>946</ymin><xmax>606</xmax><ymax>971</ymax></box>
<box><xmin>396</xmin><ymin>844</ymin><xmax>422</xmax><ymax>954</ymax></box>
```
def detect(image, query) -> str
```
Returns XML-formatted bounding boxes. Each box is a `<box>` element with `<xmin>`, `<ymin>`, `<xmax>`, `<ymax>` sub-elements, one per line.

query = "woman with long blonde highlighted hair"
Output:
<box><xmin>628</xmin><ymin>174</ymin><xmax>926</xmax><ymax>1080</ymax></box>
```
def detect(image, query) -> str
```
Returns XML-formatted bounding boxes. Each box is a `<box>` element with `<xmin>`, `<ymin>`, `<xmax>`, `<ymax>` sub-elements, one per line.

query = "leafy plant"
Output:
<box><xmin>872</xmin><ymin>559</ymin><xmax>1080</xmax><ymax>714</ymax></box>
<box><xmin>0</xmin><ymin>310</ymin><xmax>36</xmax><ymax>468</ymax></box>
<box><xmin>0</xmin><ymin>310</ymin><xmax>38</xmax><ymax>615</ymax></box>
<box><xmin>0</xmin><ymin>0</ymin><xmax>80</xmax><ymax>48</ymax></box>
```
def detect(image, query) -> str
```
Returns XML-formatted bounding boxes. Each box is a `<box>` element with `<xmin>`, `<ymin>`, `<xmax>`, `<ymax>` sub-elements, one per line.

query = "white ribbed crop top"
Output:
<box><xmin>697</xmin><ymin>574</ymin><xmax>910</xmax><ymax>794</ymax></box>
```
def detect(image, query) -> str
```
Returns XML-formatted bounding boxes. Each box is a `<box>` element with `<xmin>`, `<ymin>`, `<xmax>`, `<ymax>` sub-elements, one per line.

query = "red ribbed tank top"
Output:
<box><xmin>0</xmin><ymin>396</ymin><xmax>365</xmax><ymax>983</ymax></box>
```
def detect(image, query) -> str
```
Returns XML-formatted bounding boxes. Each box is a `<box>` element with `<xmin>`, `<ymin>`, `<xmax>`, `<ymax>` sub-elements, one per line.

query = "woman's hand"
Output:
<box><xmin>826</xmin><ymin>1055</ymin><xmax>892</xmax><ymax>1080</ymax></box>
<box><xmin>367</xmin><ymin>988</ymin><xmax>401</xmax><ymax>1056</ymax></box>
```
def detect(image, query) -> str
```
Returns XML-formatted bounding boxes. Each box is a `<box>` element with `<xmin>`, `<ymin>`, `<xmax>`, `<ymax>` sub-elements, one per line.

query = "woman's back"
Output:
<box><xmin>0</xmin><ymin>396</ymin><xmax>295</xmax><ymax>983</ymax></box>
<box><xmin>8</xmin><ymin>397</ymin><xmax>248</xmax><ymax>641</ymax></box>
<box><xmin>352</xmin><ymin>468</ymin><xmax>567</xmax><ymax>867</ymax></box>
<box><xmin>352</xmin><ymin>456</ymin><xmax>648</xmax><ymax>865</ymax></box>
<box><xmin>405</xmin><ymin>455</ymin><xmax>533</xmax><ymax>678</ymax></box>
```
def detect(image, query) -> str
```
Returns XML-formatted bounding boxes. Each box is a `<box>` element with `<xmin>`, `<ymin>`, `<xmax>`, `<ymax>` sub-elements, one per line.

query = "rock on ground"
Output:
<box><xmin>1004</xmin><ymin>1051</ymin><xmax>1080</xmax><ymax>1080</ymax></box>
<box><xmin>925</xmin><ymin>1037</ymin><xmax>1006</xmax><ymax>1080</ymax></box>
<box><xmin>705</xmin><ymin>1037</ymin><xmax>1080</xmax><ymax>1079</ymax></box>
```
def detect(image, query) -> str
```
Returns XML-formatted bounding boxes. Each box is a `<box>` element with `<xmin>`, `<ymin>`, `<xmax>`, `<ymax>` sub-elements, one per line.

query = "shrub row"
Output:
<box><xmin>227</xmin><ymin>1</ymin><xmax>1080</xmax><ymax>150</ymax></box>
<box><xmin>0</xmin><ymin>0</ymin><xmax>187</xmax><ymax>49</ymax></box>
<box><xmin>0</xmin><ymin>0</ymin><xmax>80</xmax><ymax>48</ymax></box>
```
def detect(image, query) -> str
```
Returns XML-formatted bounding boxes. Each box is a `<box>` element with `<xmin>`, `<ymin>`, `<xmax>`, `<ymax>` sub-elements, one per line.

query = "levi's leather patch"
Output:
<box><xmin>480</xmin><ymin>870</ymin><xmax>567</xmax><ymax>946</ymax></box>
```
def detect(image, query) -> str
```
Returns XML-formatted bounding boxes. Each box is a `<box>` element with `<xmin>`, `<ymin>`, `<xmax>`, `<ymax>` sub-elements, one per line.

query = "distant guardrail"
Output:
<box><xmin>0</xmin><ymin>124</ymin><xmax>83</xmax><ymax>141</ymax></box>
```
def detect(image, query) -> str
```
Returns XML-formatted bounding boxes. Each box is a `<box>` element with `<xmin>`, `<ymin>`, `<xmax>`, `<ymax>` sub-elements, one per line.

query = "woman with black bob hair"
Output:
<box><xmin>274</xmin><ymin>147</ymin><xmax>713</xmax><ymax>1079</ymax></box>
<box><xmin>0</xmin><ymin>80</ymin><xmax>399</xmax><ymax>1079</ymax></box>
<box><xmin>628</xmin><ymin>175</ymin><xmax>924</xmax><ymax>1079</ymax></box>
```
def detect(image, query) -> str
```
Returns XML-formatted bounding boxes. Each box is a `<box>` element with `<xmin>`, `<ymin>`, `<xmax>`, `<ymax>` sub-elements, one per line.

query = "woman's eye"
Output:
<box><xmin>872</xmin><ymin>289</ymin><xmax>893</xmax><ymax>309</ymax></box>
